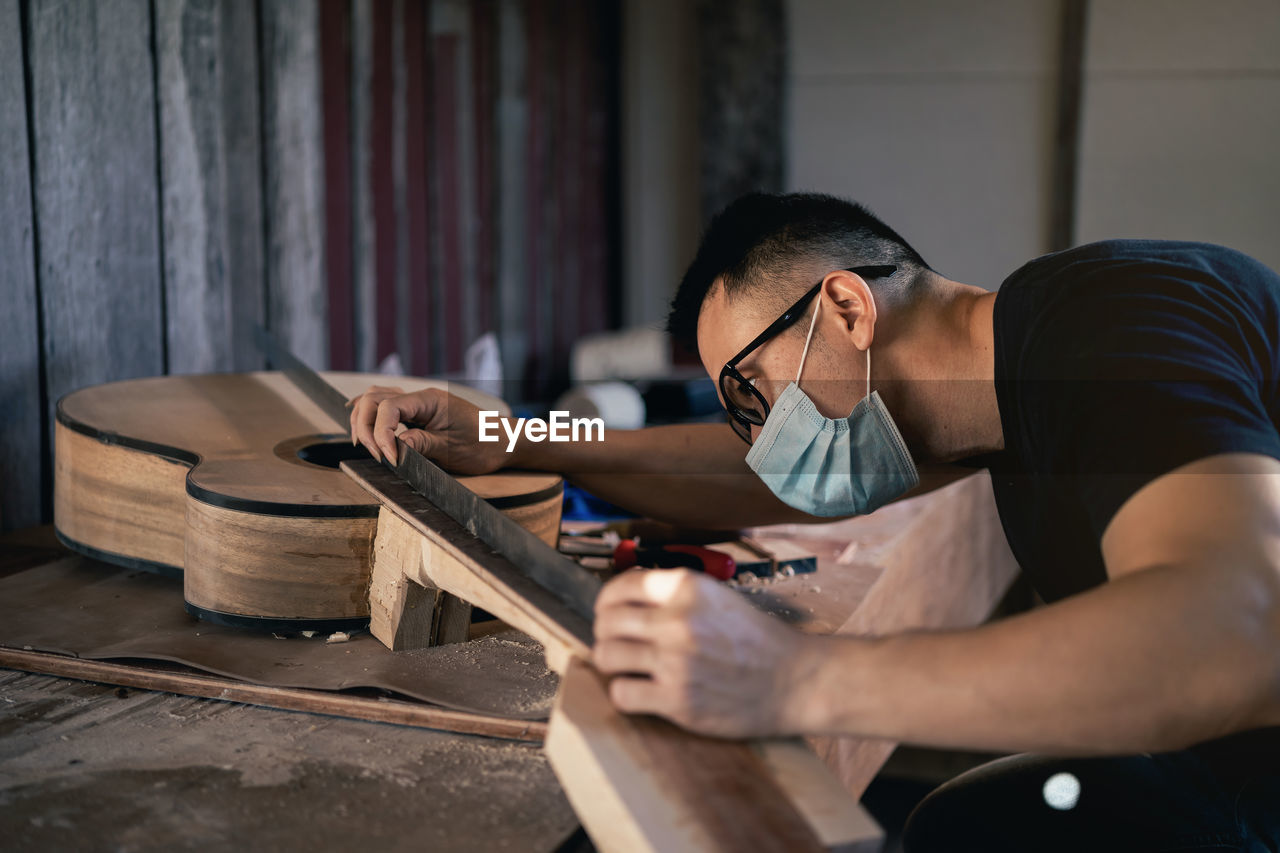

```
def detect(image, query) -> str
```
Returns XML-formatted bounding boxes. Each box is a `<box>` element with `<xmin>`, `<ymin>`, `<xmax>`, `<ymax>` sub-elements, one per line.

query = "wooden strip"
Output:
<box><xmin>403</xmin><ymin>0</ymin><xmax>432</xmax><ymax>375</ymax></box>
<box><xmin>350</xmin><ymin>0</ymin><xmax>377</xmax><ymax>371</ymax></box>
<box><xmin>260</xmin><ymin>0</ymin><xmax>328</xmax><ymax>367</ymax></box>
<box><xmin>554</xmin><ymin>0</ymin><xmax>582</xmax><ymax>366</ymax></box>
<box><xmin>221</xmin><ymin>0</ymin><xmax>267</xmax><ymax>372</ymax></box>
<box><xmin>27</xmin><ymin>0</ymin><xmax>164</xmax><ymax>436</ymax></box>
<box><xmin>320</xmin><ymin>0</ymin><xmax>355</xmax><ymax>370</ymax></box>
<box><xmin>156</xmin><ymin>0</ymin><xmax>259</xmax><ymax>375</ymax></box>
<box><xmin>524</xmin><ymin>0</ymin><xmax>546</xmax><ymax>397</ymax></box>
<box><xmin>1049</xmin><ymin>0</ymin><xmax>1088</xmax><ymax>252</ymax></box>
<box><xmin>369</xmin><ymin>505</ymin><xmax>455</xmax><ymax>649</ymax></box>
<box><xmin>580</xmin><ymin>0</ymin><xmax>614</xmax><ymax>336</ymax></box>
<box><xmin>0</xmin><ymin>647</ymin><xmax>546</xmax><ymax>743</ymax></box>
<box><xmin>431</xmin><ymin>29</ymin><xmax>464</xmax><ymax>372</ymax></box>
<box><xmin>370</xmin><ymin>0</ymin><xmax>397</xmax><ymax>365</ymax></box>
<box><xmin>469</xmin><ymin>0</ymin><xmax>496</xmax><ymax>337</ymax></box>
<box><xmin>342</xmin><ymin>459</ymin><xmax>592</xmax><ymax>673</ymax></box>
<box><xmin>495</xmin><ymin>0</ymin><xmax>530</xmax><ymax>400</ymax></box>
<box><xmin>545</xmin><ymin>658</ymin><xmax>827</xmax><ymax>853</ymax></box>
<box><xmin>0</xmin><ymin>0</ymin><xmax>43</xmax><ymax>532</ymax></box>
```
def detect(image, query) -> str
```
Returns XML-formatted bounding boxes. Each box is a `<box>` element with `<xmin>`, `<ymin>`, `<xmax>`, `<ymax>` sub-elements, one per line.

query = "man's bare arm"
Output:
<box><xmin>786</xmin><ymin>453</ymin><xmax>1280</xmax><ymax>753</ymax></box>
<box><xmin>349</xmin><ymin>386</ymin><xmax>971</xmax><ymax>529</ymax></box>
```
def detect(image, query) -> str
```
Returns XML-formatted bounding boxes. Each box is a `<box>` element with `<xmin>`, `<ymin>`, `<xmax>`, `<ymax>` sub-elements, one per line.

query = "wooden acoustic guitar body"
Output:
<box><xmin>54</xmin><ymin>371</ymin><xmax>562</xmax><ymax>631</ymax></box>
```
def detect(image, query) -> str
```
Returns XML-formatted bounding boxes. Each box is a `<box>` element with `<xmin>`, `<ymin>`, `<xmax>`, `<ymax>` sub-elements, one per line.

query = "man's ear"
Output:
<box><xmin>820</xmin><ymin>270</ymin><xmax>877</xmax><ymax>350</ymax></box>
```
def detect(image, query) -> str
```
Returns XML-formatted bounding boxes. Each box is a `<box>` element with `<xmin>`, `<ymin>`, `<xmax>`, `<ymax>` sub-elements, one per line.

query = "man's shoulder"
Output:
<box><xmin>1001</xmin><ymin>239</ymin><xmax>1276</xmax><ymax>294</ymax></box>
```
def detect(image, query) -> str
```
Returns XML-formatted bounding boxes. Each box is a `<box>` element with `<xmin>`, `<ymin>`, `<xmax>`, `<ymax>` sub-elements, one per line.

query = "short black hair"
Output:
<box><xmin>666</xmin><ymin>192</ymin><xmax>932</xmax><ymax>353</ymax></box>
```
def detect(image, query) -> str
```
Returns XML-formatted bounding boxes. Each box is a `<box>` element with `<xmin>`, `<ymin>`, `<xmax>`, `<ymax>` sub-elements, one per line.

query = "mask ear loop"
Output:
<box><xmin>795</xmin><ymin>295</ymin><xmax>822</xmax><ymax>385</ymax></box>
<box><xmin>865</xmin><ymin>346</ymin><xmax>871</xmax><ymax>402</ymax></box>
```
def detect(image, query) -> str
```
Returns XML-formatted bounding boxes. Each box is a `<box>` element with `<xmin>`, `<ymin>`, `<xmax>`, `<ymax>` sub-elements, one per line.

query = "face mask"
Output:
<box><xmin>744</xmin><ymin>295</ymin><xmax>919</xmax><ymax>517</ymax></box>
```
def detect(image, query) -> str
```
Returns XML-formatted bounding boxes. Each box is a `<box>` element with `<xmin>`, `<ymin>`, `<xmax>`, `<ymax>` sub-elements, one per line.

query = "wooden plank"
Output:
<box><xmin>368</xmin><ymin>506</ymin><xmax>471</xmax><ymax>649</ymax></box>
<box><xmin>26</xmin><ymin>0</ymin><xmax>164</xmax><ymax>444</ymax></box>
<box><xmin>0</xmin><ymin>647</ymin><xmax>546</xmax><ymax>743</ymax></box>
<box><xmin>156</xmin><ymin>0</ymin><xmax>265</xmax><ymax>375</ymax></box>
<box><xmin>545</xmin><ymin>658</ymin><xmax>830</xmax><ymax>853</ymax></box>
<box><xmin>403</xmin><ymin>0</ymin><xmax>433</xmax><ymax>375</ymax></box>
<box><xmin>496</xmin><ymin>0</ymin><xmax>530</xmax><ymax>401</ymax></box>
<box><xmin>430</xmin><ymin>24</ymin><xmax>464</xmax><ymax>372</ymax></box>
<box><xmin>0</xmin><ymin>0</ymin><xmax>43</xmax><ymax>532</ymax></box>
<box><xmin>695</xmin><ymin>0</ymin><xmax>785</xmax><ymax>220</ymax></box>
<box><xmin>221</xmin><ymin>0</ymin><xmax>267</xmax><ymax>372</ymax></box>
<box><xmin>469</xmin><ymin>0</ymin><xmax>497</xmax><ymax>336</ymax></box>
<box><xmin>343</xmin><ymin>459</ymin><xmax>591</xmax><ymax>673</ymax></box>
<box><xmin>319</xmin><ymin>0</ymin><xmax>355</xmax><ymax>370</ymax></box>
<box><xmin>369</xmin><ymin>0</ymin><xmax>398</xmax><ymax>366</ymax></box>
<box><xmin>1049</xmin><ymin>0</ymin><xmax>1088</xmax><ymax>251</ymax></box>
<box><xmin>350</xmin><ymin>0</ymin><xmax>378</xmax><ymax>371</ymax></box>
<box><xmin>260</xmin><ymin>0</ymin><xmax>328</xmax><ymax>368</ymax></box>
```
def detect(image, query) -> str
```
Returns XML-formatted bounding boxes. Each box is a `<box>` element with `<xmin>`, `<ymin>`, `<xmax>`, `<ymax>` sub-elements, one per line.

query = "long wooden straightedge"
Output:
<box><xmin>343</xmin><ymin>459</ymin><xmax>879</xmax><ymax>852</ymax></box>
<box><xmin>0</xmin><ymin>647</ymin><xmax>546</xmax><ymax>743</ymax></box>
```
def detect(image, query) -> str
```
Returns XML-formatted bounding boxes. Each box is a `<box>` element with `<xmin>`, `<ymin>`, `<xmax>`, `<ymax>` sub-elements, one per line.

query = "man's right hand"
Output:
<box><xmin>348</xmin><ymin>385</ymin><xmax>509</xmax><ymax>474</ymax></box>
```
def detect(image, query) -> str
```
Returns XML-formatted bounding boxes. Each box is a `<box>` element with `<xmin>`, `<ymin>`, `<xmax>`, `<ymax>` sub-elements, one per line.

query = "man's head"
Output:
<box><xmin>668</xmin><ymin>192</ymin><xmax>934</xmax><ymax>436</ymax></box>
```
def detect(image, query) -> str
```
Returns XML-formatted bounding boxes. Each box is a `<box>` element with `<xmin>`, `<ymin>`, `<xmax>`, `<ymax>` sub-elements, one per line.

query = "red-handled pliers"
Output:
<box><xmin>612</xmin><ymin>539</ymin><xmax>736</xmax><ymax>581</ymax></box>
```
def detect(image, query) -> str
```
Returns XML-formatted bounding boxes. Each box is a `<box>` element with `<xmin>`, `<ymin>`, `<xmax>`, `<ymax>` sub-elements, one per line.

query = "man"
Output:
<box><xmin>351</xmin><ymin>193</ymin><xmax>1280</xmax><ymax>850</ymax></box>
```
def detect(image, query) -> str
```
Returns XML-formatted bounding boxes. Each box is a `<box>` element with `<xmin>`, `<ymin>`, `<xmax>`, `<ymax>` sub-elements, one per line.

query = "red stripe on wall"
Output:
<box><xmin>581</xmin><ymin>1</ymin><xmax>608</xmax><ymax>338</ymax></box>
<box><xmin>370</xmin><ymin>0</ymin><xmax>397</xmax><ymax>364</ymax></box>
<box><xmin>470</xmin><ymin>0</ymin><xmax>496</xmax><ymax>338</ymax></box>
<box><xmin>403</xmin><ymin>0</ymin><xmax>432</xmax><ymax>376</ymax></box>
<box><xmin>524</xmin><ymin>0</ymin><xmax>546</xmax><ymax>396</ymax></box>
<box><xmin>432</xmin><ymin>33</ymin><xmax>463</xmax><ymax>372</ymax></box>
<box><xmin>319</xmin><ymin>0</ymin><xmax>354</xmax><ymax>370</ymax></box>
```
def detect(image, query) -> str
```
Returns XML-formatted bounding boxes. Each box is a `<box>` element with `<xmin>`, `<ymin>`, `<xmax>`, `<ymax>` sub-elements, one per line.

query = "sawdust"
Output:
<box><xmin>0</xmin><ymin>671</ymin><xmax>578</xmax><ymax>851</ymax></box>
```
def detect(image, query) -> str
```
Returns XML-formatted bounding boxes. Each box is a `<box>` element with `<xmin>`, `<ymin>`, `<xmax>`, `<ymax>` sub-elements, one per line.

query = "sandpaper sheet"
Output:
<box><xmin>0</xmin><ymin>552</ymin><xmax>557</xmax><ymax>721</ymax></box>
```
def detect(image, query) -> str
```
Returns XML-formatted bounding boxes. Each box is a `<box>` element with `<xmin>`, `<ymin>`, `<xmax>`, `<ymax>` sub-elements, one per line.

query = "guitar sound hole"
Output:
<box><xmin>296</xmin><ymin>441</ymin><xmax>369</xmax><ymax>469</ymax></box>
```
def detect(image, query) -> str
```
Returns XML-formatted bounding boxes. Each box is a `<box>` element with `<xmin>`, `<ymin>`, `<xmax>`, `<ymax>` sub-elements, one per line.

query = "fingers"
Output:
<box><xmin>593</xmin><ymin>600</ymin><xmax>668</xmax><ymax>643</ymax></box>
<box><xmin>592</xmin><ymin>637</ymin><xmax>658</xmax><ymax>676</ymax></box>
<box><xmin>594</xmin><ymin>568</ymin><xmax>703</xmax><ymax>612</ymax></box>
<box><xmin>349</xmin><ymin>386</ymin><xmax>403</xmax><ymax>458</ymax></box>
<box><xmin>372</xmin><ymin>391</ymin><xmax>442</xmax><ymax>464</ymax></box>
<box><xmin>608</xmin><ymin>676</ymin><xmax>672</xmax><ymax>717</ymax></box>
<box><xmin>396</xmin><ymin>428</ymin><xmax>440</xmax><ymax>463</ymax></box>
<box><xmin>348</xmin><ymin>386</ymin><xmax>436</xmax><ymax>463</ymax></box>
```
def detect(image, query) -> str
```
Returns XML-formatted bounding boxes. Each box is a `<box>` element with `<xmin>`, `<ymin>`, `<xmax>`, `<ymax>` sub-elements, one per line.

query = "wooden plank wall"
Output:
<box><xmin>0</xmin><ymin>0</ymin><xmax>42</xmax><ymax>531</ymax></box>
<box><xmin>2</xmin><ymin>0</ymin><xmax>620</xmax><ymax>533</ymax></box>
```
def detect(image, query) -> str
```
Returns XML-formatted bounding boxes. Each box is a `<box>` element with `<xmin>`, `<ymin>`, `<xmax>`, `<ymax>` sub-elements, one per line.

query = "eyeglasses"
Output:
<box><xmin>719</xmin><ymin>265</ymin><xmax>897</xmax><ymax>444</ymax></box>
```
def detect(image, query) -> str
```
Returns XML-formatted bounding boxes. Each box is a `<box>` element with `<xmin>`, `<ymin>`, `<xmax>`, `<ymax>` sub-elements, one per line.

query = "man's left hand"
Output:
<box><xmin>592</xmin><ymin>568</ymin><xmax>808</xmax><ymax>738</ymax></box>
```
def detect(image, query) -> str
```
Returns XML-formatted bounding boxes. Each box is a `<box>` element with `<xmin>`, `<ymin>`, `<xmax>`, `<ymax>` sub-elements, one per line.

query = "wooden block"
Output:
<box><xmin>753</xmin><ymin>739</ymin><xmax>884</xmax><ymax>853</ymax></box>
<box><xmin>369</xmin><ymin>506</ymin><xmax>472</xmax><ymax>650</ymax></box>
<box><xmin>546</xmin><ymin>658</ymin><xmax>845</xmax><ymax>853</ymax></box>
<box><xmin>344</xmin><ymin>459</ymin><xmax>590</xmax><ymax>671</ymax></box>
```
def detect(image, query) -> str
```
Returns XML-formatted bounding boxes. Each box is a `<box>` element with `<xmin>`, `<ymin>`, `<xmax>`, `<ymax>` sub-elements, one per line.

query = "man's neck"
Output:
<box><xmin>877</xmin><ymin>279</ymin><xmax>1003</xmax><ymax>463</ymax></box>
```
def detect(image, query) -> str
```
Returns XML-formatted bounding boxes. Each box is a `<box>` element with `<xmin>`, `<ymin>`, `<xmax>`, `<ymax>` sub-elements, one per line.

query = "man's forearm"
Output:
<box><xmin>507</xmin><ymin>423</ymin><xmax>817</xmax><ymax>527</ymax></box>
<box><xmin>790</xmin><ymin>560</ymin><xmax>1280</xmax><ymax>754</ymax></box>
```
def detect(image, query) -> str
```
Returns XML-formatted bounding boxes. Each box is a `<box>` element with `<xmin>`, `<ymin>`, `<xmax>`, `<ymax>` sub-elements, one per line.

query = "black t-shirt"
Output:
<box><xmin>988</xmin><ymin>240</ymin><xmax>1280</xmax><ymax>603</ymax></box>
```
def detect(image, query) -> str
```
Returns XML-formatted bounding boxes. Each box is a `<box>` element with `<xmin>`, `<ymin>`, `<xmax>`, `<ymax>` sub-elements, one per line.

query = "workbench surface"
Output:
<box><xmin>0</xmin><ymin>668</ymin><xmax>579</xmax><ymax>852</ymax></box>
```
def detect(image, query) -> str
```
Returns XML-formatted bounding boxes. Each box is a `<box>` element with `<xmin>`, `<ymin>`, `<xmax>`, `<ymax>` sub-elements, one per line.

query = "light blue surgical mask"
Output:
<box><xmin>744</xmin><ymin>297</ymin><xmax>919</xmax><ymax>517</ymax></box>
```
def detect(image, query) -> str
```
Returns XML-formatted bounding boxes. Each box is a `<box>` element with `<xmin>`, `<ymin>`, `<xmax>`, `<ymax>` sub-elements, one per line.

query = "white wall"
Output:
<box><xmin>787</xmin><ymin>0</ymin><xmax>1280</xmax><ymax>286</ymax></box>
<box><xmin>1076</xmin><ymin>0</ymin><xmax>1280</xmax><ymax>271</ymax></box>
<box><xmin>787</xmin><ymin>0</ymin><xmax>1060</xmax><ymax>289</ymax></box>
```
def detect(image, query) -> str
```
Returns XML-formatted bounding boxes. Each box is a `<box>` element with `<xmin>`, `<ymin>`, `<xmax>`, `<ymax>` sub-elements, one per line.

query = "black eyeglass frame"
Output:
<box><xmin>718</xmin><ymin>265</ymin><xmax>897</xmax><ymax>444</ymax></box>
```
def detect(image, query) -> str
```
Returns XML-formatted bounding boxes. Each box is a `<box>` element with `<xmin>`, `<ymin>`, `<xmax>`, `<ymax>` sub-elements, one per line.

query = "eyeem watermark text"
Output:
<box><xmin>478</xmin><ymin>411</ymin><xmax>605</xmax><ymax>452</ymax></box>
